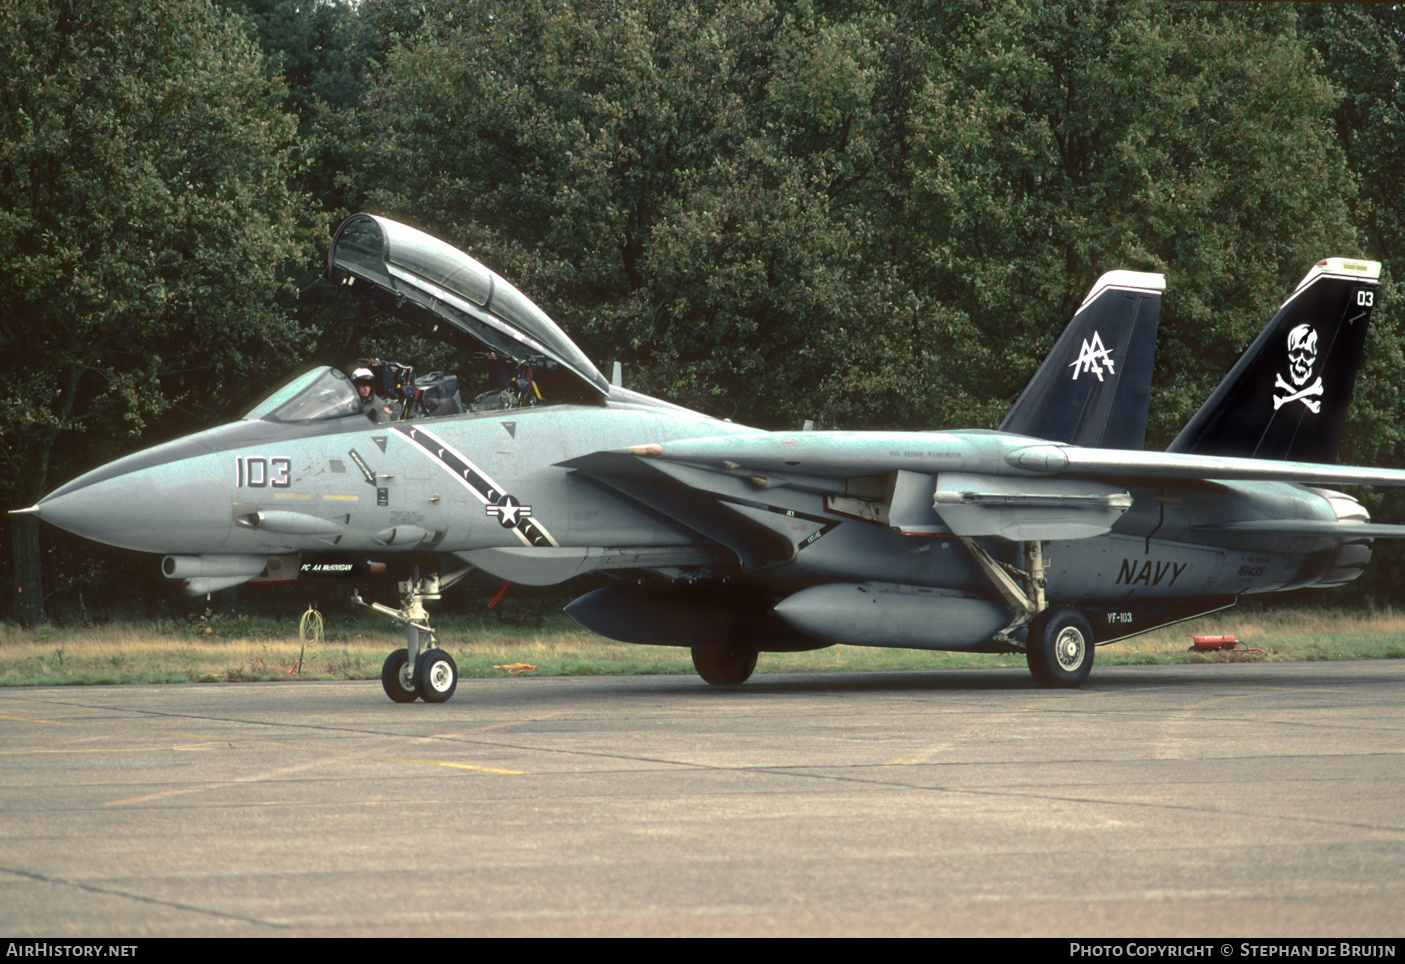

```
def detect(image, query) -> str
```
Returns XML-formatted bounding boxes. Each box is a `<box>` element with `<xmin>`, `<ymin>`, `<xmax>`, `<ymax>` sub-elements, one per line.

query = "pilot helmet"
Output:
<box><xmin>351</xmin><ymin>366</ymin><xmax>374</xmax><ymax>384</ymax></box>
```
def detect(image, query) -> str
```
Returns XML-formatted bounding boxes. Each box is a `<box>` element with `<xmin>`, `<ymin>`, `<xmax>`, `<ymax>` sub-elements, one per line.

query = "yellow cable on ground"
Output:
<box><xmin>292</xmin><ymin>607</ymin><xmax>324</xmax><ymax>675</ymax></box>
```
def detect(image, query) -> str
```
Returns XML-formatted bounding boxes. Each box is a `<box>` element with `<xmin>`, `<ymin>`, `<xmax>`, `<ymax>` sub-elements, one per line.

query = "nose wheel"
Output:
<box><xmin>355</xmin><ymin>565</ymin><xmax>474</xmax><ymax>704</ymax></box>
<box><xmin>415</xmin><ymin>648</ymin><xmax>458</xmax><ymax>702</ymax></box>
<box><xmin>381</xmin><ymin>649</ymin><xmax>419</xmax><ymax>702</ymax></box>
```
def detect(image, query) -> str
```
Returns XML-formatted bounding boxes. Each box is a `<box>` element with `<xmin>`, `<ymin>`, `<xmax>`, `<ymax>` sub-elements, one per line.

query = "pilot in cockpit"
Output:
<box><xmin>353</xmin><ymin>362</ymin><xmax>464</xmax><ymax>422</ymax></box>
<box><xmin>352</xmin><ymin>366</ymin><xmax>398</xmax><ymax>423</ymax></box>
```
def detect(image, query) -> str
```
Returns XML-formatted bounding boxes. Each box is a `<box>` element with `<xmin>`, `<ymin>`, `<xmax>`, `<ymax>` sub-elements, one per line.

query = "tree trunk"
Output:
<box><xmin>11</xmin><ymin>514</ymin><xmax>44</xmax><ymax>626</ymax></box>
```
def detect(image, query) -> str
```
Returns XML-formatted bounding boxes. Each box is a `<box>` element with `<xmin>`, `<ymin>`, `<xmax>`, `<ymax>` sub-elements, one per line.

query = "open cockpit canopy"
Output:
<box><xmin>327</xmin><ymin>214</ymin><xmax>609</xmax><ymax>403</ymax></box>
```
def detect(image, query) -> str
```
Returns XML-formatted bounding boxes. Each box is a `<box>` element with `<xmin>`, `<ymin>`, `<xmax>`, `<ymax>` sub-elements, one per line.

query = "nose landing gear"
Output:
<box><xmin>354</xmin><ymin>565</ymin><xmax>474</xmax><ymax>703</ymax></box>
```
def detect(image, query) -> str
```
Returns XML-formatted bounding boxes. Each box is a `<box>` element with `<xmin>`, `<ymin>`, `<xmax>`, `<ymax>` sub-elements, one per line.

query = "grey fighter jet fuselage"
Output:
<box><xmin>25</xmin><ymin>216</ymin><xmax>1405</xmax><ymax>701</ymax></box>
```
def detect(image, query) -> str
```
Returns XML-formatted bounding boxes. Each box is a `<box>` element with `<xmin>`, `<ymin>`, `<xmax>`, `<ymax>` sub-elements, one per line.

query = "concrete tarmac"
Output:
<box><xmin>1</xmin><ymin>661</ymin><xmax>1403</xmax><ymax>937</ymax></box>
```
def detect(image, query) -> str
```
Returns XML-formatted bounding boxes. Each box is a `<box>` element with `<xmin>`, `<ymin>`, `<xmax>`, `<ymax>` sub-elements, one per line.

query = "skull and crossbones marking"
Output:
<box><xmin>1273</xmin><ymin>324</ymin><xmax>1323</xmax><ymax>413</ymax></box>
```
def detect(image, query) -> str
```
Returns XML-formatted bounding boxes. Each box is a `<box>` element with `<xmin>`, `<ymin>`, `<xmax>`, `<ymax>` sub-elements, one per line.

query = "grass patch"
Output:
<box><xmin>2</xmin><ymin>607</ymin><xmax>1404</xmax><ymax>687</ymax></box>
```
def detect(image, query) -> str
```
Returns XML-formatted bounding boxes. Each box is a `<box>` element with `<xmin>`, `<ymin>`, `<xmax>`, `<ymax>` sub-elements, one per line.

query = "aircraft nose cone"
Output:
<box><xmin>37</xmin><ymin>456</ymin><xmax>233</xmax><ymax>553</ymax></box>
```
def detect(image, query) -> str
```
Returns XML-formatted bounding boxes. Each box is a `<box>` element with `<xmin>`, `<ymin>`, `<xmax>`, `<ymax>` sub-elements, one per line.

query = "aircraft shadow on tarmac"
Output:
<box><xmin>580</xmin><ymin>664</ymin><xmax>1193</xmax><ymax>696</ymax></box>
<box><xmin>587</xmin><ymin>661</ymin><xmax>1375</xmax><ymax>697</ymax></box>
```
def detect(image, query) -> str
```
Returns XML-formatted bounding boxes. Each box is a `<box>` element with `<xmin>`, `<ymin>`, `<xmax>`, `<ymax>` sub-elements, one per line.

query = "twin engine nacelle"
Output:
<box><xmin>1307</xmin><ymin>488</ymin><xmax>1373</xmax><ymax>588</ymax></box>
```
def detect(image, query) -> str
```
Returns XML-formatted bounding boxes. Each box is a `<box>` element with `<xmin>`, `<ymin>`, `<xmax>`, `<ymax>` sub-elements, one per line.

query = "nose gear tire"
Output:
<box><xmin>415</xmin><ymin>648</ymin><xmax>459</xmax><ymax>703</ymax></box>
<box><xmin>381</xmin><ymin>648</ymin><xmax>419</xmax><ymax>703</ymax></box>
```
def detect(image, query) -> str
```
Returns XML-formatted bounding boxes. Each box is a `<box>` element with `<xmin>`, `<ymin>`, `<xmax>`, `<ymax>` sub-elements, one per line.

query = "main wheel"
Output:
<box><xmin>415</xmin><ymin>648</ymin><xmax>458</xmax><ymax>703</ymax></box>
<box><xmin>1026</xmin><ymin>608</ymin><xmax>1095</xmax><ymax>688</ymax></box>
<box><xmin>381</xmin><ymin>649</ymin><xmax>419</xmax><ymax>703</ymax></box>
<box><xmin>690</xmin><ymin>646</ymin><xmax>758</xmax><ymax>686</ymax></box>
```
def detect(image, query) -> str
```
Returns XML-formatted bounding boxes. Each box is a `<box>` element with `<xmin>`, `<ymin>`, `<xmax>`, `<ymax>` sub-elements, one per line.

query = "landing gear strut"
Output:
<box><xmin>354</xmin><ymin>565</ymin><xmax>474</xmax><ymax>703</ymax></box>
<box><xmin>958</xmin><ymin>536</ymin><xmax>1047</xmax><ymax>645</ymax></box>
<box><xmin>959</xmin><ymin>538</ymin><xmax>1094</xmax><ymax>688</ymax></box>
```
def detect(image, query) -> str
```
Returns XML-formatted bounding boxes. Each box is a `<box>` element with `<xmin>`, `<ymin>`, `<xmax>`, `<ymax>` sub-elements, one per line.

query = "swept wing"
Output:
<box><xmin>624</xmin><ymin>432</ymin><xmax>1405</xmax><ymax>489</ymax></box>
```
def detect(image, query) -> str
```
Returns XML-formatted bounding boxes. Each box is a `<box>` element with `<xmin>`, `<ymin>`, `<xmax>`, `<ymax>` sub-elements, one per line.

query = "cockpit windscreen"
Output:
<box><xmin>243</xmin><ymin>367</ymin><xmax>363</xmax><ymax>422</ymax></box>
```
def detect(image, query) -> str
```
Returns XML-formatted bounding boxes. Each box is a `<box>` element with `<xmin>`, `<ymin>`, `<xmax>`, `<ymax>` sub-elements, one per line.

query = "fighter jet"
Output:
<box><xmin>23</xmin><ymin>214</ymin><xmax>1405</xmax><ymax>702</ymax></box>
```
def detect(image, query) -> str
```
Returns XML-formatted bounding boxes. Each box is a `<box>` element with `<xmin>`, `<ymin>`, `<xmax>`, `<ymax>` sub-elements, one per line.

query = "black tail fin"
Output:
<box><xmin>999</xmin><ymin>270</ymin><xmax>1164</xmax><ymax>449</ymax></box>
<box><xmin>1167</xmin><ymin>259</ymin><xmax>1380</xmax><ymax>463</ymax></box>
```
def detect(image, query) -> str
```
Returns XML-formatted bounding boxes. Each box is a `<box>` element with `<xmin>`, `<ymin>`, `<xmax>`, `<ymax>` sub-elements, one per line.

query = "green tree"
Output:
<box><xmin>1299</xmin><ymin>5</ymin><xmax>1405</xmax><ymax>602</ymax></box>
<box><xmin>0</xmin><ymin>0</ymin><xmax>314</xmax><ymax>624</ymax></box>
<box><xmin>341</xmin><ymin>0</ymin><xmax>1381</xmax><ymax>441</ymax></box>
<box><xmin>1297</xmin><ymin>4</ymin><xmax>1405</xmax><ymax>465</ymax></box>
<box><xmin>900</xmin><ymin>1</ymin><xmax>1363</xmax><ymax>437</ymax></box>
<box><xmin>344</xmin><ymin>0</ymin><xmax>949</xmax><ymax>428</ymax></box>
<box><xmin>214</xmin><ymin>0</ymin><xmax>369</xmax><ymax>127</ymax></box>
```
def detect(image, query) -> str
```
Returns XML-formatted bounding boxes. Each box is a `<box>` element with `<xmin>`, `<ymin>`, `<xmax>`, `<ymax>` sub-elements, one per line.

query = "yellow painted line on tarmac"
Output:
<box><xmin>103</xmin><ymin>750</ymin><xmax>524</xmax><ymax>807</ymax></box>
<box><xmin>1187</xmin><ymin>682</ymin><xmax>1351</xmax><ymax>692</ymax></box>
<box><xmin>888</xmin><ymin>745</ymin><xmax>952</xmax><ymax>766</ymax></box>
<box><xmin>101</xmin><ymin>754</ymin><xmax>522</xmax><ymax>808</ymax></box>
<box><xmin>2</xmin><ymin>705</ymin><xmax>527</xmax><ymax>780</ymax></box>
<box><xmin>105</xmin><ymin>759</ymin><xmax>342</xmax><ymax>807</ymax></box>
<box><xmin>323</xmin><ymin>747</ymin><xmax>525</xmax><ymax>775</ymax></box>
<box><xmin>887</xmin><ymin>702</ymin><xmax>1046</xmax><ymax>766</ymax></box>
<box><xmin>0</xmin><ymin>713</ymin><xmax>85</xmax><ymax>727</ymax></box>
<box><xmin>0</xmin><ymin>712</ymin><xmax>235</xmax><ymax>744</ymax></box>
<box><xmin>406</xmin><ymin>759</ymin><xmax>526</xmax><ymax>775</ymax></box>
<box><xmin>0</xmin><ymin>742</ymin><xmax>224</xmax><ymax>756</ymax></box>
<box><xmin>106</xmin><ymin>788</ymin><xmax>214</xmax><ymax>806</ymax></box>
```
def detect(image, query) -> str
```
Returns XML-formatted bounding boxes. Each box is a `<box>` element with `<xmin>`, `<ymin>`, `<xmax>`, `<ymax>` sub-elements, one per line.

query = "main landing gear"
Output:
<box><xmin>959</xmin><ymin>537</ymin><xmax>1095</xmax><ymax>688</ymax></box>
<box><xmin>354</xmin><ymin>566</ymin><xmax>473</xmax><ymax>704</ymax></box>
<box><xmin>691</xmin><ymin>646</ymin><xmax>758</xmax><ymax>686</ymax></box>
<box><xmin>1024</xmin><ymin>607</ymin><xmax>1095</xmax><ymax>688</ymax></box>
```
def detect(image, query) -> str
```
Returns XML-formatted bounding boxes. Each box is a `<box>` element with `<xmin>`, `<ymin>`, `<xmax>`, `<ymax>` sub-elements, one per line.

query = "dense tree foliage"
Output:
<box><xmin>212</xmin><ymin>0</ymin><xmax>374</xmax><ymax>125</ymax></box>
<box><xmin>342</xmin><ymin>1</ymin><xmax>1382</xmax><ymax>435</ymax></box>
<box><xmin>5</xmin><ymin>0</ymin><xmax>1405</xmax><ymax>619</ymax></box>
<box><xmin>0</xmin><ymin>0</ymin><xmax>314</xmax><ymax>622</ymax></box>
<box><xmin>907</xmin><ymin>2</ymin><xmax>1362</xmax><ymax>436</ymax></box>
<box><xmin>344</xmin><ymin>0</ymin><xmax>946</xmax><ymax>426</ymax></box>
<box><xmin>1297</xmin><ymin>4</ymin><xmax>1405</xmax><ymax>599</ymax></box>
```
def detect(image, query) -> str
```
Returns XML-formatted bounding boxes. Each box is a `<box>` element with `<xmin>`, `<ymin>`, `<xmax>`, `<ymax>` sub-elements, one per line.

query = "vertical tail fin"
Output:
<box><xmin>1167</xmin><ymin>259</ymin><xmax>1380</xmax><ymax>463</ymax></box>
<box><xmin>999</xmin><ymin>270</ymin><xmax>1164</xmax><ymax>449</ymax></box>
